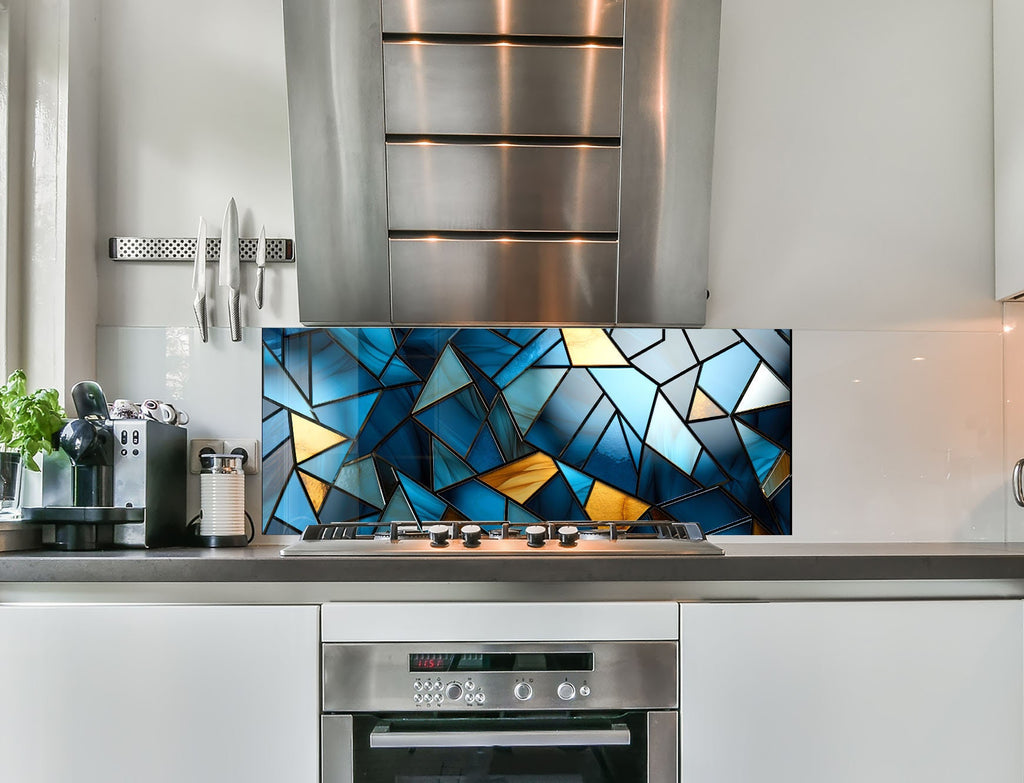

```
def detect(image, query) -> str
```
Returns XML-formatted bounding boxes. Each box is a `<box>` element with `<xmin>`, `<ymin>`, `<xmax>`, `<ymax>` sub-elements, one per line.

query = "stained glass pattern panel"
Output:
<box><xmin>262</xmin><ymin>328</ymin><xmax>793</xmax><ymax>535</ymax></box>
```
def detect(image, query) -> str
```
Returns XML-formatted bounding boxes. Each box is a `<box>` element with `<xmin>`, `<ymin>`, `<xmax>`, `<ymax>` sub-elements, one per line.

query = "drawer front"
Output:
<box><xmin>384</xmin><ymin>42</ymin><xmax>623</xmax><ymax>137</ymax></box>
<box><xmin>390</xmin><ymin>239</ymin><xmax>618</xmax><ymax>324</ymax></box>
<box><xmin>381</xmin><ymin>0</ymin><xmax>625</xmax><ymax>37</ymax></box>
<box><xmin>386</xmin><ymin>143</ymin><xmax>621</xmax><ymax>232</ymax></box>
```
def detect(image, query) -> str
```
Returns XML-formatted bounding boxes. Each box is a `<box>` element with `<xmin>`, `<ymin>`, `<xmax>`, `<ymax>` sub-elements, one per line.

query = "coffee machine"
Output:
<box><xmin>23</xmin><ymin>381</ymin><xmax>187</xmax><ymax>550</ymax></box>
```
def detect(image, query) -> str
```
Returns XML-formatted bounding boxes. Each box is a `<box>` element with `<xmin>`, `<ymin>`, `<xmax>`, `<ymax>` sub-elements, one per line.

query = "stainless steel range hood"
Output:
<box><xmin>284</xmin><ymin>0</ymin><xmax>721</xmax><ymax>326</ymax></box>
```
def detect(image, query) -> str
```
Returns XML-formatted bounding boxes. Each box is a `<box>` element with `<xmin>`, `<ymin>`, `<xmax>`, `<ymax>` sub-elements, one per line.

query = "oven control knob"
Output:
<box><xmin>579</xmin><ymin>685</ymin><xmax>591</xmax><ymax>697</ymax></box>
<box><xmin>445</xmin><ymin>682</ymin><xmax>464</xmax><ymax>701</ymax></box>
<box><xmin>557</xmin><ymin>525</ymin><xmax>579</xmax><ymax>546</ymax></box>
<box><xmin>428</xmin><ymin>524</ymin><xmax>450</xmax><ymax>547</ymax></box>
<box><xmin>461</xmin><ymin>524</ymin><xmax>482</xmax><ymax>548</ymax></box>
<box><xmin>513</xmin><ymin>682</ymin><xmax>533</xmax><ymax>701</ymax></box>
<box><xmin>557</xmin><ymin>682</ymin><xmax>576</xmax><ymax>701</ymax></box>
<box><xmin>525</xmin><ymin>525</ymin><xmax>547</xmax><ymax>548</ymax></box>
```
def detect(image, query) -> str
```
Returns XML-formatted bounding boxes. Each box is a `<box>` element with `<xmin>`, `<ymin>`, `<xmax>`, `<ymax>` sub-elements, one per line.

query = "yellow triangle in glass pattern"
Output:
<box><xmin>291</xmin><ymin>412</ymin><xmax>347</xmax><ymax>463</ymax></box>
<box><xmin>299</xmin><ymin>470</ymin><xmax>330</xmax><ymax>512</ymax></box>
<box><xmin>584</xmin><ymin>481</ymin><xmax>650</xmax><ymax>521</ymax></box>
<box><xmin>561</xmin><ymin>329</ymin><xmax>629</xmax><ymax>367</ymax></box>
<box><xmin>479</xmin><ymin>452</ymin><xmax>560</xmax><ymax>505</ymax></box>
<box><xmin>689</xmin><ymin>388</ymin><xmax>726</xmax><ymax>421</ymax></box>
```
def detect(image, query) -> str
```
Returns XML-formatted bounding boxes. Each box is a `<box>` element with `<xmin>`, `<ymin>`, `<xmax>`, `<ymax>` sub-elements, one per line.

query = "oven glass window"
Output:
<box><xmin>348</xmin><ymin>713</ymin><xmax>647</xmax><ymax>783</ymax></box>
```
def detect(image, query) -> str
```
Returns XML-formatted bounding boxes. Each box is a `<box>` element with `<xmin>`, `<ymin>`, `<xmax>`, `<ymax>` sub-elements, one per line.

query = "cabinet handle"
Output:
<box><xmin>1013</xmin><ymin>459</ymin><xmax>1024</xmax><ymax>507</ymax></box>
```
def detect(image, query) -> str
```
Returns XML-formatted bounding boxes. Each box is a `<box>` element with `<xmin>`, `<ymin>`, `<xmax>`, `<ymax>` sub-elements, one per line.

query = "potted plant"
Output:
<box><xmin>0</xmin><ymin>370</ymin><xmax>65</xmax><ymax>515</ymax></box>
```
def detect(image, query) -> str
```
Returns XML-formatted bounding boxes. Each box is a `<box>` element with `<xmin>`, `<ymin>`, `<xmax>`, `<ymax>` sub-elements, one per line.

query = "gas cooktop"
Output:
<box><xmin>280</xmin><ymin>520</ymin><xmax>724</xmax><ymax>557</ymax></box>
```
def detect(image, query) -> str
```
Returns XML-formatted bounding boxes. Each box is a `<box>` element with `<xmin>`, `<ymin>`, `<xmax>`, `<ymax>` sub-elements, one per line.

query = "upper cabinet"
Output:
<box><xmin>996</xmin><ymin>0</ymin><xmax>1024</xmax><ymax>300</ymax></box>
<box><xmin>283</xmin><ymin>0</ymin><xmax>721</xmax><ymax>326</ymax></box>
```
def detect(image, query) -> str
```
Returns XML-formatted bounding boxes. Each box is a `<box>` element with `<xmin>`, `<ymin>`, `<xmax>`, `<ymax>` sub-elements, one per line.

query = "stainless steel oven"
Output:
<box><xmin>321</xmin><ymin>641</ymin><xmax>678</xmax><ymax>782</ymax></box>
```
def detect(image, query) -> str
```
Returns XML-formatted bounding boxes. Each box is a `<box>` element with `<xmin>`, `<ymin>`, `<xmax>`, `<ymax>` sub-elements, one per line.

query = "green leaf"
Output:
<box><xmin>0</xmin><ymin>370</ymin><xmax>65</xmax><ymax>471</ymax></box>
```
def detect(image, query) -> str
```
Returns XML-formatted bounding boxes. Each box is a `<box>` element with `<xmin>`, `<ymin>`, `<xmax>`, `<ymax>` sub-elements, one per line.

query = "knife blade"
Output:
<box><xmin>254</xmin><ymin>224</ymin><xmax>266</xmax><ymax>310</ymax></box>
<box><xmin>219</xmin><ymin>197</ymin><xmax>241</xmax><ymax>342</ymax></box>
<box><xmin>192</xmin><ymin>217</ymin><xmax>209</xmax><ymax>342</ymax></box>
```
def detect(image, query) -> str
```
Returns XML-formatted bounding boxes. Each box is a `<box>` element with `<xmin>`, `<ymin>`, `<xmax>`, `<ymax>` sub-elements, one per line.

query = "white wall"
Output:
<box><xmin>91</xmin><ymin>0</ymin><xmax>1004</xmax><ymax>541</ymax></box>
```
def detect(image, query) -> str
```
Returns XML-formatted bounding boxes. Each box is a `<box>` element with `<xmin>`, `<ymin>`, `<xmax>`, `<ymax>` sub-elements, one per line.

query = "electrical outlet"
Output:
<box><xmin>189</xmin><ymin>439</ymin><xmax>224</xmax><ymax>474</ymax></box>
<box><xmin>223</xmin><ymin>438</ymin><xmax>260</xmax><ymax>475</ymax></box>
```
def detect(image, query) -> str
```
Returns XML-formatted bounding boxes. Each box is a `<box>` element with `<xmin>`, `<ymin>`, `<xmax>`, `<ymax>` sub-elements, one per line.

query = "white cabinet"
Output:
<box><xmin>680</xmin><ymin>601</ymin><xmax>1023</xmax><ymax>783</ymax></box>
<box><xmin>0</xmin><ymin>604</ymin><xmax>319</xmax><ymax>783</ymax></box>
<box><xmin>996</xmin><ymin>0</ymin><xmax>1024</xmax><ymax>299</ymax></box>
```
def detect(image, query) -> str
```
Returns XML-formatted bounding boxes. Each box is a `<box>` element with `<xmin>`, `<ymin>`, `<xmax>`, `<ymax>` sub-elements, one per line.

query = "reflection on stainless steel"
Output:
<box><xmin>617</xmin><ymin>0</ymin><xmax>722</xmax><ymax>325</ymax></box>
<box><xmin>283</xmin><ymin>0</ymin><xmax>391</xmax><ymax>324</ymax></box>
<box><xmin>323</xmin><ymin>641</ymin><xmax>678</xmax><ymax>712</ymax></box>
<box><xmin>390</xmin><ymin>238</ymin><xmax>617</xmax><ymax>324</ymax></box>
<box><xmin>384</xmin><ymin>42</ymin><xmax>623</xmax><ymax>137</ymax></box>
<box><xmin>382</xmin><ymin>0</ymin><xmax>625</xmax><ymax>37</ymax></box>
<box><xmin>386</xmin><ymin>143</ymin><xmax>621</xmax><ymax>231</ymax></box>
<box><xmin>368</xmin><ymin>724</ymin><xmax>631</xmax><ymax>748</ymax></box>
<box><xmin>321</xmin><ymin>715</ymin><xmax>354</xmax><ymax>783</ymax></box>
<box><xmin>647</xmin><ymin>712</ymin><xmax>679</xmax><ymax>781</ymax></box>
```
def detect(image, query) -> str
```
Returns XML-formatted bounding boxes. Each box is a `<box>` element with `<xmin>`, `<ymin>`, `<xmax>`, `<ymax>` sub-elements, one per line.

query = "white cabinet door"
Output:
<box><xmin>996</xmin><ymin>0</ymin><xmax>1024</xmax><ymax>299</ymax></box>
<box><xmin>680</xmin><ymin>601</ymin><xmax>1023</xmax><ymax>783</ymax></box>
<box><xmin>0</xmin><ymin>604</ymin><xmax>319</xmax><ymax>783</ymax></box>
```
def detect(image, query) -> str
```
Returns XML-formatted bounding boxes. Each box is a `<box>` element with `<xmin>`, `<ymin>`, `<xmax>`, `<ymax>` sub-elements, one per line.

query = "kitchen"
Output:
<box><xmin>1</xmin><ymin>0</ymin><xmax>1022</xmax><ymax>782</ymax></box>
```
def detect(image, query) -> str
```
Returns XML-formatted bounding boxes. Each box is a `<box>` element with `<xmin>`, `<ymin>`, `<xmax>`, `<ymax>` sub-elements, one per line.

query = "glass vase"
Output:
<box><xmin>0</xmin><ymin>451</ymin><xmax>23</xmax><ymax>518</ymax></box>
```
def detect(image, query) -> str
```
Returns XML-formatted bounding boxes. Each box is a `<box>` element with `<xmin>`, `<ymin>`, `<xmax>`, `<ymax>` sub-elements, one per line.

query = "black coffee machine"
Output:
<box><xmin>23</xmin><ymin>381</ymin><xmax>187</xmax><ymax>550</ymax></box>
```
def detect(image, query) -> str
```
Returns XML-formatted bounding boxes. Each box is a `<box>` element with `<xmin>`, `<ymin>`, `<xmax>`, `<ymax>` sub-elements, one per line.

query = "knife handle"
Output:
<box><xmin>228</xmin><ymin>289</ymin><xmax>241</xmax><ymax>342</ymax></box>
<box><xmin>193</xmin><ymin>294</ymin><xmax>209</xmax><ymax>343</ymax></box>
<box><xmin>254</xmin><ymin>267</ymin><xmax>265</xmax><ymax>310</ymax></box>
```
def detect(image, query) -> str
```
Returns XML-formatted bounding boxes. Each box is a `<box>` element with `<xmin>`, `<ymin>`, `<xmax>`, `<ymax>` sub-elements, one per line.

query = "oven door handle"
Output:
<box><xmin>369</xmin><ymin>723</ymin><xmax>632</xmax><ymax>749</ymax></box>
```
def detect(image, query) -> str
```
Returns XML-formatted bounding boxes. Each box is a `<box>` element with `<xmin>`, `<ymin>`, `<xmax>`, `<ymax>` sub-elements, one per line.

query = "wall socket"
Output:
<box><xmin>188</xmin><ymin>438</ymin><xmax>261</xmax><ymax>475</ymax></box>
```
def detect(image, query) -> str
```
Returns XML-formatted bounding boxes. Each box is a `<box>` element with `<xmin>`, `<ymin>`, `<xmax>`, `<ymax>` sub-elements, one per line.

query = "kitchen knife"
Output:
<box><xmin>219</xmin><ymin>197</ymin><xmax>241</xmax><ymax>342</ymax></box>
<box><xmin>254</xmin><ymin>224</ymin><xmax>266</xmax><ymax>310</ymax></box>
<box><xmin>192</xmin><ymin>217</ymin><xmax>209</xmax><ymax>342</ymax></box>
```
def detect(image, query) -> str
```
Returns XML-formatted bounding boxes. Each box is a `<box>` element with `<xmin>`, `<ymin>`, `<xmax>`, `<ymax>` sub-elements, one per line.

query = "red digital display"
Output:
<box><xmin>410</xmin><ymin>654</ymin><xmax>454</xmax><ymax>672</ymax></box>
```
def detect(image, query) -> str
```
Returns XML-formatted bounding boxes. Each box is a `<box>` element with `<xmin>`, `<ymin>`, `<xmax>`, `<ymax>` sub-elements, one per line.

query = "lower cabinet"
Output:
<box><xmin>679</xmin><ymin>600</ymin><xmax>1023</xmax><ymax>783</ymax></box>
<box><xmin>0</xmin><ymin>604</ymin><xmax>319</xmax><ymax>783</ymax></box>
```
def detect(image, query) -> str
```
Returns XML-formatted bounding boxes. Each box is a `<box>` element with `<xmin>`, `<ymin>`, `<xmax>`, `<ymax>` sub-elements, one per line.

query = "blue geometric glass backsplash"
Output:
<box><xmin>262</xmin><ymin>328</ymin><xmax>792</xmax><ymax>535</ymax></box>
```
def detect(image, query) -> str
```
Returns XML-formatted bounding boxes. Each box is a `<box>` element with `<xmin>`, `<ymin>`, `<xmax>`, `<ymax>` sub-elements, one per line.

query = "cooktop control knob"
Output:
<box><xmin>461</xmin><ymin>524</ymin><xmax>482</xmax><ymax>548</ymax></box>
<box><xmin>525</xmin><ymin>525</ymin><xmax>547</xmax><ymax>548</ymax></box>
<box><xmin>428</xmin><ymin>524</ymin><xmax>450</xmax><ymax>547</ymax></box>
<box><xmin>514</xmin><ymin>682</ymin><xmax>533</xmax><ymax>701</ymax></box>
<box><xmin>557</xmin><ymin>525</ymin><xmax>579</xmax><ymax>547</ymax></box>
<box><xmin>445</xmin><ymin>682</ymin><xmax>463</xmax><ymax>702</ymax></box>
<box><xmin>557</xmin><ymin>682</ymin><xmax>576</xmax><ymax>701</ymax></box>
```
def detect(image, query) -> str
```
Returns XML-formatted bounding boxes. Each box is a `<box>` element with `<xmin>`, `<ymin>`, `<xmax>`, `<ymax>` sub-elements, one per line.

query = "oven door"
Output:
<box><xmin>323</xmin><ymin>711</ymin><xmax>677</xmax><ymax>783</ymax></box>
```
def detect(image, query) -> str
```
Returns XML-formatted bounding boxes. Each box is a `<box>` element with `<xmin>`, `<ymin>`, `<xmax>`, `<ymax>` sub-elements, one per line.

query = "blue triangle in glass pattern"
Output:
<box><xmin>266</xmin><ymin>517</ymin><xmax>300</xmax><ymax>535</ymax></box>
<box><xmin>557</xmin><ymin>461</ymin><xmax>595</xmax><ymax>507</ymax></box>
<box><xmin>314</xmin><ymin>391</ymin><xmax>380</xmax><ymax>440</ymax></box>
<box><xmin>689</xmin><ymin>418</ymin><xmax>748</xmax><ymax>479</ymax></box>
<box><xmin>452</xmin><ymin>330</ymin><xmax>521</xmax><ymax>377</ymax></box>
<box><xmin>662</xmin><ymin>368</ymin><xmax>698</xmax><ymax>422</ymax></box>
<box><xmin>397</xmin><ymin>329</ymin><xmax>458</xmax><ymax>378</ymax></box>
<box><xmin>332</xmin><ymin>454</ymin><xmax>384</xmax><ymax>508</ymax></box>
<box><xmin>503</xmin><ymin>328</ymin><xmax>543</xmax><ymax>346</ymax></box>
<box><xmin>584</xmin><ymin>418</ymin><xmax>638</xmax><ymax>495</ymax></box>
<box><xmin>413</xmin><ymin>345</ymin><xmax>474</xmax><ymax>413</ymax></box>
<box><xmin>432</xmin><ymin>438</ymin><xmax>475</xmax><ymax>491</ymax></box>
<box><xmin>263</xmin><ymin>398</ymin><xmax>280</xmax><ymax>420</ymax></box>
<box><xmin>524</xmin><ymin>368</ymin><xmax>601</xmax><ymax>455</ymax></box>
<box><xmin>740</xmin><ymin>329</ymin><xmax>792</xmax><ymax>384</ymax></box>
<box><xmin>503</xmin><ymin>368</ymin><xmax>566</xmax><ymax>434</ymax></box>
<box><xmin>466</xmin><ymin>425</ymin><xmax>504</xmax><ymax>473</ymax></box>
<box><xmin>397</xmin><ymin>472</ymin><xmax>448</xmax><ymax>522</ymax></box>
<box><xmin>488</xmin><ymin>397</ymin><xmax>532</xmax><ymax>461</ymax></box>
<box><xmin>507</xmin><ymin>502</ymin><xmax>544</xmax><ymax>528</ymax></box>
<box><xmin>770</xmin><ymin>480</ymin><xmax>792</xmax><ymax>534</ymax></box>
<box><xmin>415</xmin><ymin>386</ymin><xmax>488</xmax><ymax>458</ymax></box>
<box><xmin>462</xmin><ymin>357</ymin><xmax>500</xmax><ymax>407</ymax></box>
<box><xmin>736</xmin><ymin>406</ymin><xmax>791</xmax><ymax>451</ymax></box>
<box><xmin>698</xmin><ymin>342</ymin><xmax>760</xmax><ymax>414</ymax></box>
<box><xmin>283</xmin><ymin>331</ymin><xmax>311</xmax><ymax>398</ymax></box>
<box><xmin>352</xmin><ymin>386</ymin><xmax>419</xmax><ymax>454</ymax></box>
<box><xmin>262</xmin><ymin>444</ymin><xmax>293</xmax><ymax>532</ymax></box>
<box><xmin>563</xmin><ymin>397</ymin><xmax>615</xmax><ymax>468</ymax></box>
<box><xmin>320</xmin><ymin>487</ymin><xmax>381</xmax><ymax>524</ymax></box>
<box><xmin>524</xmin><ymin>473</ymin><xmax>586</xmax><ymax>521</ymax></box>
<box><xmin>638</xmin><ymin>447</ymin><xmax>701</xmax><ymax>505</ymax></box>
<box><xmin>372</xmin><ymin>421</ymin><xmax>433</xmax><ymax>488</ymax></box>
<box><xmin>535</xmin><ymin>340</ymin><xmax>571</xmax><ymax>367</ymax></box>
<box><xmin>440</xmin><ymin>479</ymin><xmax>507</xmax><ymax>520</ymax></box>
<box><xmin>380</xmin><ymin>486</ymin><xmax>417</xmax><ymax>523</ymax></box>
<box><xmin>263</xmin><ymin>328</ymin><xmax>284</xmax><ymax>363</ymax></box>
<box><xmin>646</xmin><ymin>394</ymin><xmax>701</xmax><ymax>475</ymax></box>
<box><xmin>589</xmin><ymin>368</ymin><xmax>657</xmax><ymax>442</ymax></box>
<box><xmin>264</xmin><ymin>346</ymin><xmax>314</xmax><ymax>419</ymax></box>
<box><xmin>262</xmin><ymin>408</ymin><xmax>291</xmax><ymax>460</ymax></box>
<box><xmin>381</xmin><ymin>357</ymin><xmax>421</xmax><ymax>386</ymax></box>
<box><xmin>310</xmin><ymin>331</ymin><xmax>382</xmax><ymax>406</ymax></box>
<box><xmin>609</xmin><ymin>328</ymin><xmax>663</xmax><ymax>358</ymax></box>
<box><xmin>622</xmin><ymin>419</ymin><xmax>643</xmax><ymax>472</ymax></box>
<box><xmin>631</xmin><ymin>330</ymin><xmax>698</xmax><ymax>385</ymax></box>
<box><xmin>692</xmin><ymin>451</ymin><xmax>727</xmax><ymax>488</ymax></box>
<box><xmin>494</xmin><ymin>330</ymin><xmax>562</xmax><ymax>388</ymax></box>
<box><xmin>274</xmin><ymin>470</ymin><xmax>319</xmax><ymax>531</ymax></box>
<box><xmin>687</xmin><ymin>329</ymin><xmax>740</xmax><ymax>361</ymax></box>
<box><xmin>665</xmin><ymin>488</ymin><xmax>748</xmax><ymax>532</ymax></box>
<box><xmin>736</xmin><ymin>420</ymin><xmax>782</xmax><ymax>483</ymax></box>
<box><xmin>328</xmin><ymin>328</ymin><xmax>397</xmax><ymax>378</ymax></box>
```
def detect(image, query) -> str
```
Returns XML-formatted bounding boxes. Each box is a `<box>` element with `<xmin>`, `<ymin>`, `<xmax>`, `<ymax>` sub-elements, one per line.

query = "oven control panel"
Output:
<box><xmin>322</xmin><ymin>641</ymin><xmax>678</xmax><ymax>713</ymax></box>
